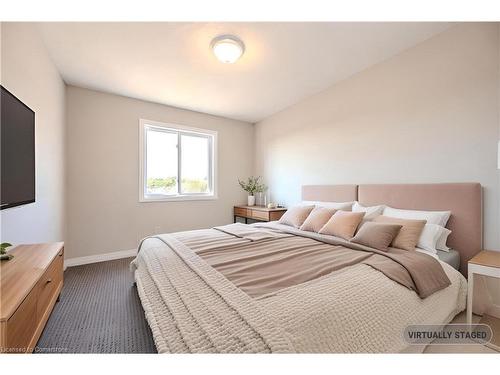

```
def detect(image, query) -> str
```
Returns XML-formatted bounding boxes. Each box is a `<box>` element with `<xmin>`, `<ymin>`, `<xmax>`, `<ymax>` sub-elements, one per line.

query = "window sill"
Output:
<box><xmin>140</xmin><ymin>194</ymin><xmax>218</xmax><ymax>203</ymax></box>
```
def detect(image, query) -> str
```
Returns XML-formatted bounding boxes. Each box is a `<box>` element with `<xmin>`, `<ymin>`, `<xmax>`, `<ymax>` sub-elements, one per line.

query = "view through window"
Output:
<box><xmin>141</xmin><ymin>121</ymin><xmax>216</xmax><ymax>200</ymax></box>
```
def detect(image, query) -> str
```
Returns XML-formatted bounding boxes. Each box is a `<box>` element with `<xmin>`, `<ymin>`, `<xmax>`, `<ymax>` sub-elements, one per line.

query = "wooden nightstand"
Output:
<box><xmin>234</xmin><ymin>205</ymin><xmax>287</xmax><ymax>223</ymax></box>
<box><xmin>467</xmin><ymin>250</ymin><xmax>500</xmax><ymax>351</ymax></box>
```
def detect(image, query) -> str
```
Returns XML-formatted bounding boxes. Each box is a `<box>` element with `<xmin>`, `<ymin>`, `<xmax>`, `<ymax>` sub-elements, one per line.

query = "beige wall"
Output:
<box><xmin>65</xmin><ymin>86</ymin><xmax>253</xmax><ymax>260</ymax></box>
<box><xmin>255</xmin><ymin>23</ymin><xmax>500</xmax><ymax>252</ymax></box>
<box><xmin>0</xmin><ymin>23</ymin><xmax>66</xmax><ymax>244</ymax></box>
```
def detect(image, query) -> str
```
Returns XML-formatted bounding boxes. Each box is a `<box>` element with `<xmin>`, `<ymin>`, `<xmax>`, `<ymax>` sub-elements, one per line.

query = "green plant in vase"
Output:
<box><xmin>0</xmin><ymin>242</ymin><xmax>13</xmax><ymax>261</ymax></box>
<box><xmin>238</xmin><ymin>176</ymin><xmax>267</xmax><ymax>206</ymax></box>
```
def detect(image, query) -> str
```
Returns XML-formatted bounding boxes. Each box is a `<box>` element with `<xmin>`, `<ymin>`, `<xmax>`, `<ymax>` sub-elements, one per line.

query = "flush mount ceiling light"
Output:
<box><xmin>211</xmin><ymin>35</ymin><xmax>245</xmax><ymax>64</ymax></box>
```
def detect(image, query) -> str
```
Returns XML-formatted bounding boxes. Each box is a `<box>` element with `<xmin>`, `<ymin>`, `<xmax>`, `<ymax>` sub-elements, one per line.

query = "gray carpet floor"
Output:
<box><xmin>36</xmin><ymin>257</ymin><xmax>156</xmax><ymax>353</ymax></box>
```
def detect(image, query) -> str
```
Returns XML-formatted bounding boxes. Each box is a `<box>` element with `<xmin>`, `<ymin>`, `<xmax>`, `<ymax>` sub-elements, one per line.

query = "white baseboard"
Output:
<box><xmin>64</xmin><ymin>248</ymin><xmax>137</xmax><ymax>269</ymax></box>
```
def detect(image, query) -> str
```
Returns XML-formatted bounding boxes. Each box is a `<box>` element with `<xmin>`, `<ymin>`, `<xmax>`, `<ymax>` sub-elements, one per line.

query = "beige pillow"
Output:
<box><xmin>374</xmin><ymin>216</ymin><xmax>427</xmax><ymax>251</ymax></box>
<box><xmin>350</xmin><ymin>222</ymin><xmax>403</xmax><ymax>252</ymax></box>
<box><xmin>299</xmin><ymin>207</ymin><xmax>337</xmax><ymax>232</ymax></box>
<box><xmin>278</xmin><ymin>205</ymin><xmax>315</xmax><ymax>228</ymax></box>
<box><xmin>318</xmin><ymin>210</ymin><xmax>365</xmax><ymax>240</ymax></box>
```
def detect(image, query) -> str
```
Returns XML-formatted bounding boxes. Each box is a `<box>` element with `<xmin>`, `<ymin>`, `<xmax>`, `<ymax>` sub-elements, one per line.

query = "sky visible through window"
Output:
<box><xmin>146</xmin><ymin>128</ymin><xmax>210</xmax><ymax>195</ymax></box>
<box><xmin>181</xmin><ymin>134</ymin><xmax>209</xmax><ymax>193</ymax></box>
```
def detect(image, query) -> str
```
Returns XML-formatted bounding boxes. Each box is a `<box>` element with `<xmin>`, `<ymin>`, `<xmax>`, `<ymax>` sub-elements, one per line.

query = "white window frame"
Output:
<box><xmin>139</xmin><ymin>119</ymin><xmax>218</xmax><ymax>202</ymax></box>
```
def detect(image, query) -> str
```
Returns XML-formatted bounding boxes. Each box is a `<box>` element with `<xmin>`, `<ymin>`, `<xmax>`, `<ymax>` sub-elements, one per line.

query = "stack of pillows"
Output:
<box><xmin>277</xmin><ymin>200</ymin><xmax>452</xmax><ymax>254</ymax></box>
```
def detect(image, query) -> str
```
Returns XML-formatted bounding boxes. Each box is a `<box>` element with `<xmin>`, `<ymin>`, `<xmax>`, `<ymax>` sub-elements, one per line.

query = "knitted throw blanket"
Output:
<box><xmin>131</xmin><ymin>234</ymin><xmax>293</xmax><ymax>353</ymax></box>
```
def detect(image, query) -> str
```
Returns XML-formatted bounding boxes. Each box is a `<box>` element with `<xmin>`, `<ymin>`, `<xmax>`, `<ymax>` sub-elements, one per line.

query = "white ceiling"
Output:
<box><xmin>38</xmin><ymin>22</ymin><xmax>451</xmax><ymax>123</ymax></box>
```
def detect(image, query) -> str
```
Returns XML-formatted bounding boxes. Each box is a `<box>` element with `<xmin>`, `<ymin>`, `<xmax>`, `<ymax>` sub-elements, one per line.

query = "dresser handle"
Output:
<box><xmin>59</xmin><ymin>252</ymin><xmax>63</xmax><ymax>257</ymax></box>
<box><xmin>46</xmin><ymin>278</ymin><xmax>52</xmax><ymax>284</ymax></box>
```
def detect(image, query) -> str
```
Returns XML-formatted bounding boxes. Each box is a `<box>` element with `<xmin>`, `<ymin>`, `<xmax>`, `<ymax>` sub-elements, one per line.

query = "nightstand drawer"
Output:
<box><xmin>269</xmin><ymin>211</ymin><xmax>286</xmax><ymax>221</ymax></box>
<box><xmin>233</xmin><ymin>205</ymin><xmax>287</xmax><ymax>223</ymax></box>
<box><xmin>251</xmin><ymin>210</ymin><xmax>269</xmax><ymax>221</ymax></box>
<box><xmin>234</xmin><ymin>207</ymin><xmax>248</xmax><ymax>217</ymax></box>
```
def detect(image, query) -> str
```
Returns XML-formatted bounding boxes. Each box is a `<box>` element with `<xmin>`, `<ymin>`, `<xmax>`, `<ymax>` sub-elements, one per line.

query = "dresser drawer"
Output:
<box><xmin>5</xmin><ymin>284</ymin><xmax>39</xmax><ymax>353</ymax></box>
<box><xmin>234</xmin><ymin>207</ymin><xmax>248</xmax><ymax>217</ymax></box>
<box><xmin>37</xmin><ymin>249</ymin><xmax>63</xmax><ymax>319</ymax></box>
<box><xmin>250</xmin><ymin>210</ymin><xmax>269</xmax><ymax>221</ymax></box>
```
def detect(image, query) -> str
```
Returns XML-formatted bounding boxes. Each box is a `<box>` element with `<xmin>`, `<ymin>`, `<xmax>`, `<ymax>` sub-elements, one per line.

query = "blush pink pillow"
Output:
<box><xmin>374</xmin><ymin>216</ymin><xmax>426</xmax><ymax>251</ymax></box>
<box><xmin>299</xmin><ymin>207</ymin><xmax>337</xmax><ymax>232</ymax></box>
<box><xmin>318</xmin><ymin>210</ymin><xmax>365</xmax><ymax>240</ymax></box>
<box><xmin>278</xmin><ymin>205</ymin><xmax>315</xmax><ymax>228</ymax></box>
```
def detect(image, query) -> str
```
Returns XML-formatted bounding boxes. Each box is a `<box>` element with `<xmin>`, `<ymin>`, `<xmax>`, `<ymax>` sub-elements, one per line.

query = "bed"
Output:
<box><xmin>131</xmin><ymin>183</ymin><xmax>482</xmax><ymax>353</ymax></box>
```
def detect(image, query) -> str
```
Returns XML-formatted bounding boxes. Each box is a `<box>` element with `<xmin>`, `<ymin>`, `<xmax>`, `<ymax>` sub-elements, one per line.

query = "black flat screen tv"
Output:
<box><xmin>1</xmin><ymin>85</ymin><xmax>35</xmax><ymax>210</ymax></box>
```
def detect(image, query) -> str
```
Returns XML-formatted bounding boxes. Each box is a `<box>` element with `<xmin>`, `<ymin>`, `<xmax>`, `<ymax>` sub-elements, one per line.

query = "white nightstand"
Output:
<box><xmin>467</xmin><ymin>250</ymin><xmax>500</xmax><ymax>351</ymax></box>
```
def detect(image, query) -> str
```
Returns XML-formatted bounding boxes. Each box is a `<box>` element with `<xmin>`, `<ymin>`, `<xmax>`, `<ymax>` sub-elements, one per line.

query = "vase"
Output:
<box><xmin>256</xmin><ymin>192</ymin><xmax>263</xmax><ymax>206</ymax></box>
<box><xmin>0</xmin><ymin>253</ymin><xmax>14</xmax><ymax>261</ymax></box>
<box><xmin>247</xmin><ymin>195</ymin><xmax>255</xmax><ymax>206</ymax></box>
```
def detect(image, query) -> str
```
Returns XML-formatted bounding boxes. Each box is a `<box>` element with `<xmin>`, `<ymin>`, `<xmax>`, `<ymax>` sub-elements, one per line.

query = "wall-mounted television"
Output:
<box><xmin>1</xmin><ymin>85</ymin><xmax>35</xmax><ymax>210</ymax></box>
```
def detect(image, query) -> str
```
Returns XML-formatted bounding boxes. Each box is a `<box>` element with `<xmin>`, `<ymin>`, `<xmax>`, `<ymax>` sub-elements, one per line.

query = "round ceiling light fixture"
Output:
<box><xmin>211</xmin><ymin>35</ymin><xmax>245</xmax><ymax>64</ymax></box>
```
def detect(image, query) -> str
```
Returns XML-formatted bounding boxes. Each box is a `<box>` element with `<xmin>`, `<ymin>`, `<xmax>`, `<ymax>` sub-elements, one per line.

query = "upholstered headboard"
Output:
<box><xmin>358</xmin><ymin>183</ymin><xmax>482</xmax><ymax>276</ymax></box>
<box><xmin>301</xmin><ymin>185</ymin><xmax>358</xmax><ymax>202</ymax></box>
<box><xmin>301</xmin><ymin>183</ymin><xmax>482</xmax><ymax>276</ymax></box>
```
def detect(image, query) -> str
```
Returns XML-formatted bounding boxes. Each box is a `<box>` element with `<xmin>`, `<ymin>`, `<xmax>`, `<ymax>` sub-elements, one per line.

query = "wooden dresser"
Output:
<box><xmin>234</xmin><ymin>205</ymin><xmax>287</xmax><ymax>223</ymax></box>
<box><xmin>0</xmin><ymin>242</ymin><xmax>64</xmax><ymax>353</ymax></box>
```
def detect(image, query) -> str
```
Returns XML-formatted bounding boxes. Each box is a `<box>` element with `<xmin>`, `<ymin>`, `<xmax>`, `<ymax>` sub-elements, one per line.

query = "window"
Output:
<box><xmin>139</xmin><ymin>119</ymin><xmax>217</xmax><ymax>201</ymax></box>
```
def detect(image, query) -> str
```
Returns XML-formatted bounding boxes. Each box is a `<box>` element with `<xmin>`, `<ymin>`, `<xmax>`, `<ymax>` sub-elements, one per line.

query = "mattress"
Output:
<box><xmin>437</xmin><ymin>249</ymin><xmax>460</xmax><ymax>270</ymax></box>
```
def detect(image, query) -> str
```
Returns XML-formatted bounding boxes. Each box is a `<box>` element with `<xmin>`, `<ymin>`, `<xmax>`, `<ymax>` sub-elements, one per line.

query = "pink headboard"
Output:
<box><xmin>358</xmin><ymin>183</ymin><xmax>482</xmax><ymax>276</ymax></box>
<box><xmin>302</xmin><ymin>185</ymin><xmax>358</xmax><ymax>202</ymax></box>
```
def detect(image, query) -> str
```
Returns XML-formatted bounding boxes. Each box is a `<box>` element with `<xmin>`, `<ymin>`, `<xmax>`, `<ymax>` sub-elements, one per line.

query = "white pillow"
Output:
<box><xmin>383</xmin><ymin>206</ymin><xmax>451</xmax><ymax>227</ymax></box>
<box><xmin>417</xmin><ymin>224</ymin><xmax>443</xmax><ymax>254</ymax></box>
<box><xmin>417</xmin><ymin>224</ymin><xmax>453</xmax><ymax>254</ymax></box>
<box><xmin>302</xmin><ymin>200</ymin><xmax>354</xmax><ymax>211</ymax></box>
<box><xmin>352</xmin><ymin>202</ymin><xmax>385</xmax><ymax>220</ymax></box>
<box><xmin>436</xmin><ymin>227</ymin><xmax>452</xmax><ymax>252</ymax></box>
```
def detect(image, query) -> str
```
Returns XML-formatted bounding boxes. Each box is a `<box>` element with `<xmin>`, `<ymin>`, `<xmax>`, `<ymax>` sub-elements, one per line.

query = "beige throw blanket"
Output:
<box><xmin>132</xmin><ymin>225</ymin><xmax>467</xmax><ymax>353</ymax></box>
<box><xmin>213</xmin><ymin>223</ymin><xmax>293</xmax><ymax>241</ymax></box>
<box><xmin>212</xmin><ymin>223</ymin><xmax>450</xmax><ymax>298</ymax></box>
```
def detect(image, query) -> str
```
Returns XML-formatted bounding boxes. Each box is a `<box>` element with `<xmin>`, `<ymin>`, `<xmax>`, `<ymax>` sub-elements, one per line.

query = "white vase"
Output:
<box><xmin>247</xmin><ymin>195</ymin><xmax>256</xmax><ymax>206</ymax></box>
